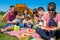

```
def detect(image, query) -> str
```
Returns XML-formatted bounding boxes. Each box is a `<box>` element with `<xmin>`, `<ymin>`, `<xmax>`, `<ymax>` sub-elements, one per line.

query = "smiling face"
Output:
<box><xmin>37</xmin><ymin>7</ymin><xmax>45</xmax><ymax>14</ymax></box>
<box><xmin>37</xmin><ymin>7</ymin><xmax>45</xmax><ymax>18</ymax></box>
<box><xmin>48</xmin><ymin>6</ymin><xmax>55</xmax><ymax>16</ymax></box>
<box><xmin>11</xmin><ymin>7</ymin><xmax>15</xmax><ymax>11</ymax></box>
<box><xmin>48</xmin><ymin>2</ymin><xmax>56</xmax><ymax>17</ymax></box>
<box><xmin>24</xmin><ymin>10</ymin><xmax>28</xmax><ymax>14</ymax></box>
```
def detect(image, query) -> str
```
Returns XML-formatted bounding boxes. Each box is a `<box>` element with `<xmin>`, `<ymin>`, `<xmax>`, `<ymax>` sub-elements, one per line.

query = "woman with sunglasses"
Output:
<box><xmin>36</xmin><ymin>2</ymin><xmax>60</xmax><ymax>40</ymax></box>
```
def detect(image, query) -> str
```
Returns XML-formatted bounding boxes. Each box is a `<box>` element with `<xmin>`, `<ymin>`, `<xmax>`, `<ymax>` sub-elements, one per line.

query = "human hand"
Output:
<box><xmin>49</xmin><ymin>27</ymin><xmax>56</xmax><ymax>31</ymax></box>
<box><xmin>42</xmin><ymin>27</ymin><xmax>49</xmax><ymax>30</ymax></box>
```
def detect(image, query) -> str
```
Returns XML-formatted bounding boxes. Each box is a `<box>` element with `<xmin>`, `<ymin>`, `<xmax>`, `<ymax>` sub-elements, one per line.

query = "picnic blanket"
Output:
<box><xmin>6</xmin><ymin>28</ymin><xmax>42</xmax><ymax>40</ymax></box>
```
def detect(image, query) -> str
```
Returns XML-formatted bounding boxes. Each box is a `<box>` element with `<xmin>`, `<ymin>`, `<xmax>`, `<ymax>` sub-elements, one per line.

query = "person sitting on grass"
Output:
<box><xmin>36</xmin><ymin>2</ymin><xmax>60</xmax><ymax>40</ymax></box>
<box><xmin>1</xmin><ymin>5</ymin><xmax>18</xmax><ymax>32</ymax></box>
<box><xmin>22</xmin><ymin>16</ymin><xmax>33</xmax><ymax>28</ymax></box>
<box><xmin>23</xmin><ymin>9</ymin><xmax>30</xmax><ymax>18</ymax></box>
<box><xmin>12</xmin><ymin>11</ymin><xmax>24</xmax><ymax>28</ymax></box>
<box><xmin>33</xmin><ymin>7</ymin><xmax>45</xmax><ymax>29</ymax></box>
<box><xmin>1</xmin><ymin>11</ymin><xmax>24</xmax><ymax>32</ymax></box>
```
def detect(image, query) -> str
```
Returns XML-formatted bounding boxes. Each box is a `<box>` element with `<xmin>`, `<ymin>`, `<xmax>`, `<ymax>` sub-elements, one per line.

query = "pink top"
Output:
<box><xmin>43</xmin><ymin>13</ymin><xmax>60</xmax><ymax>25</ymax></box>
<box><xmin>6</xmin><ymin>10</ymin><xmax>17</xmax><ymax>22</ymax></box>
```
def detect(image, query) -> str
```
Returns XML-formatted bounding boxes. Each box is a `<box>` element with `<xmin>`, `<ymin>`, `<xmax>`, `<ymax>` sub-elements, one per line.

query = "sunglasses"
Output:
<box><xmin>48</xmin><ymin>8</ymin><xmax>55</xmax><ymax>11</ymax></box>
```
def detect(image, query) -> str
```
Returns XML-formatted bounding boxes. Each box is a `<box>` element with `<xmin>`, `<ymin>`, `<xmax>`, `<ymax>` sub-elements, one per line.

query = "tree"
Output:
<box><xmin>0</xmin><ymin>11</ymin><xmax>5</xmax><ymax>15</ymax></box>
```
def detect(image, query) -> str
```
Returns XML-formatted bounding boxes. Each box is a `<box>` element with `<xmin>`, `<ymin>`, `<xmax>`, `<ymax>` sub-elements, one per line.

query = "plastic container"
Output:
<box><xmin>30</xmin><ymin>38</ymin><xmax>37</xmax><ymax>40</ymax></box>
<box><xmin>14</xmin><ymin>25</ymin><xmax>20</xmax><ymax>31</ymax></box>
<box><xmin>19</xmin><ymin>33</ymin><xmax>30</xmax><ymax>40</ymax></box>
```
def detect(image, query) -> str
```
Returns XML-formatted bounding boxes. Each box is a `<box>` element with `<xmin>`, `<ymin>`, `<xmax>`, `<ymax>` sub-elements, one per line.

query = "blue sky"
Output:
<box><xmin>0</xmin><ymin>0</ymin><xmax>60</xmax><ymax>12</ymax></box>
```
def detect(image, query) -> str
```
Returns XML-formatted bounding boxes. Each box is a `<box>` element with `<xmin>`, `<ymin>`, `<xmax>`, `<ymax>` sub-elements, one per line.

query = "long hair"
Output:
<box><xmin>23</xmin><ymin>9</ymin><xmax>28</xmax><ymax>15</ymax></box>
<box><xmin>48</xmin><ymin>2</ymin><xmax>57</xmax><ymax>15</ymax></box>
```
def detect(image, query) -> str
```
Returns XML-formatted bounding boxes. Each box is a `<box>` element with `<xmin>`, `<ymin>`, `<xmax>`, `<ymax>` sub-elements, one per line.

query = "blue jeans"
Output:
<box><xmin>18</xmin><ymin>23</ymin><xmax>24</xmax><ymax>28</ymax></box>
<box><xmin>3</xmin><ymin>23</ymin><xmax>24</xmax><ymax>28</ymax></box>
<box><xmin>24</xmin><ymin>23</ymin><xmax>32</xmax><ymax>28</ymax></box>
<box><xmin>36</xmin><ymin>28</ymin><xmax>51</xmax><ymax>40</ymax></box>
<box><xmin>3</xmin><ymin>23</ymin><xmax>14</xmax><ymax>28</ymax></box>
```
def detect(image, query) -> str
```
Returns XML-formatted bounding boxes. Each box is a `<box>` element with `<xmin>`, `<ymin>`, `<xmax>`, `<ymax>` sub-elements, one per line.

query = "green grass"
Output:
<box><xmin>0</xmin><ymin>33</ymin><xmax>18</xmax><ymax>40</ymax></box>
<box><xmin>0</xmin><ymin>15</ymin><xmax>18</xmax><ymax>40</ymax></box>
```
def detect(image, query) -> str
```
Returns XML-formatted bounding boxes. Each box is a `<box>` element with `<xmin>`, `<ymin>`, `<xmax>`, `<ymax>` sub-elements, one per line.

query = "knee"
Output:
<box><xmin>36</xmin><ymin>28</ymin><xmax>41</xmax><ymax>31</ymax></box>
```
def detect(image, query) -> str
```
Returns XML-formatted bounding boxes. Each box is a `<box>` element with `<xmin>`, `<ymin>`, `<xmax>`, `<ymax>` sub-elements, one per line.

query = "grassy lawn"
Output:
<box><xmin>0</xmin><ymin>15</ymin><xmax>18</xmax><ymax>40</ymax></box>
<box><xmin>0</xmin><ymin>33</ymin><xmax>18</xmax><ymax>40</ymax></box>
<box><xmin>0</xmin><ymin>14</ymin><xmax>60</xmax><ymax>40</ymax></box>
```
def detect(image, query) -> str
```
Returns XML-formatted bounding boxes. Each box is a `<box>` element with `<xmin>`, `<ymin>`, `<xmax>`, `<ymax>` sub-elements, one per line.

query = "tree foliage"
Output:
<box><xmin>0</xmin><ymin>11</ymin><xmax>5</xmax><ymax>15</ymax></box>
